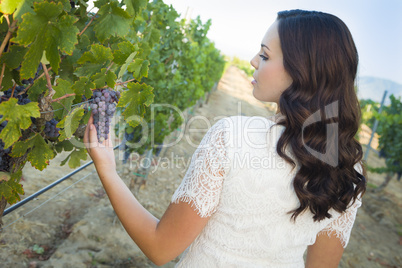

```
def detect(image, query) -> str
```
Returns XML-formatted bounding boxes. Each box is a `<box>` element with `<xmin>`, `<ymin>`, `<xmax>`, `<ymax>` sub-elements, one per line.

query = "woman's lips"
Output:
<box><xmin>251</xmin><ymin>79</ymin><xmax>257</xmax><ymax>85</ymax></box>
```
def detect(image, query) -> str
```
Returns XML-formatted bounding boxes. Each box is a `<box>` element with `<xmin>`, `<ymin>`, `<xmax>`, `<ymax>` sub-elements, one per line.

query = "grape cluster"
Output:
<box><xmin>0</xmin><ymin>119</ymin><xmax>11</xmax><ymax>172</ymax></box>
<box><xmin>1</xmin><ymin>85</ymin><xmax>31</xmax><ymax>105</ymax></box>
<box><xmin>44</xmin><ymin>119</ymin><xmax>60</xmax><ymax>139</ymax></box>
<box><xmin>90</xmin><ymin>88</ymin><xmax>120</xmax><ymax>142</ymax></box>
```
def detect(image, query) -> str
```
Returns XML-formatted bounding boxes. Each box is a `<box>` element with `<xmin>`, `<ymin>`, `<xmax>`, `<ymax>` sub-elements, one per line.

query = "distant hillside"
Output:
<box><xmin>356</xmin><ymin>76</ymin><xmax>402</xmax><ymax>104</ymax></box>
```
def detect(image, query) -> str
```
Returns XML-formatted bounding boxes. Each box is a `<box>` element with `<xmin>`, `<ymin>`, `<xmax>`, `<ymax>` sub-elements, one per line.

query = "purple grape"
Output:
<box><xmin>44</xmin><ymin>118</ymin><xmax>60</xmax><ymax>139</ymax></box>
<box><xmin>90</xmin><ymin>88</ymin><xmax>120</xmax><ymax>142</ymax></box>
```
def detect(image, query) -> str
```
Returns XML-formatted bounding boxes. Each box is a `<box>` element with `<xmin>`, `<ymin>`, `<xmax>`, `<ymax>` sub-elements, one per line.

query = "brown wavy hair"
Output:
<box><xmin>274</xmin><ymin>10</ymin><xmax>367</xmax><ymax>221</ymax></box>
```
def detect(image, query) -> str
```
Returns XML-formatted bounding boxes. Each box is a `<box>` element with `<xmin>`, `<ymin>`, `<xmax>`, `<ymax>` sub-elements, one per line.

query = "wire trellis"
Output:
<box><xmin>0</xmin><ymin>169</ymin><xmax>96</xmax><ymax>231</ymax></box>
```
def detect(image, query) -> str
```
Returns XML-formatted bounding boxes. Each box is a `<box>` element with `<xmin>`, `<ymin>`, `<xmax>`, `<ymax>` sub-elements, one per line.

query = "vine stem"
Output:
<box><xmin>42</xmin><ymin>63</ymin><xmax>55</xmax><ymax>98</ymax></box>
<box><xmin>10</xmin><ymin>84</ymin><xmax>16</xmax><ymax>98</ymax></box>
<box><xmin>106</xmin><ymin>62</ymin><xmax>114</xmax><ymax>72</ymax></box>
<box><xmin>0</xmin><ymin>19</ymin><xmax>17</xmax><ymax>60</ymax></box>
<box><xmin>51</xmin><ymin>93</ymin><xmax>77</xmax><ymax>103</ymax></box>
<box><xmin>0</xmin><ymin>63</ymin><xmax>6</xmax><ymax>90</ymax></box>
<box><xmin>79</xmin><ymin>11</ymin><xmax>98</xmax><ymax>36</ymax></box>
<box><xmin>115</xmin><ymin>79</ymin><xmax>137</xmax><ymax>86</ymax></box>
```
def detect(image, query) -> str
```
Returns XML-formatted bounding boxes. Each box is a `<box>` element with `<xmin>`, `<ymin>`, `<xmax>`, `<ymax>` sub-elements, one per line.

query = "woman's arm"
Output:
<box><xmin>305</xmin><ymin>234</ymin><xmax>344</xmax><ymax>268</ymax></box>
<box><xmin>95</xmin><ymin>167</ymin><xmax>209</xmax><ymax>266</ymax></box>
<box><xmin>84</xmin><ymin>116</ymin><xmax>210</xmax><ymax>266</ymax></box>
<box><xmin>306</xmin><ymin>197</ymin><xmax>362</xmax><ymax>268</ymax></box>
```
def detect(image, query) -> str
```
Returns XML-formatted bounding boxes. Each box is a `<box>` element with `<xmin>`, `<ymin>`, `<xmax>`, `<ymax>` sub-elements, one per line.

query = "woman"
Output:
<box><xmin>84</xmin><ymin>9</ymin><xmax>366</xmax><ymax>267</ymax></box>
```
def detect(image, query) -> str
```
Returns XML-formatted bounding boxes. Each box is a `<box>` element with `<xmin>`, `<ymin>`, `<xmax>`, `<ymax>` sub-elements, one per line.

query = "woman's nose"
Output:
<box><xmin>250</xmin><ymin>54</ymin><xmax>258</xmax><ymax>70</ymax></box>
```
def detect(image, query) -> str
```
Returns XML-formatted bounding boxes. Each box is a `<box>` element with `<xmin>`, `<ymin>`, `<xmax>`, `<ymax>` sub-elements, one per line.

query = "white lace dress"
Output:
<box><xmin>171</xmin><ymin>115</ymin><xmax>362</xmax><ymax>267</ymax></box>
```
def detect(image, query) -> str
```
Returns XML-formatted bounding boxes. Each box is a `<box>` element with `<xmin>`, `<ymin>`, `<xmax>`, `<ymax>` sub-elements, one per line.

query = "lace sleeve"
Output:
<box><xmin>318</xmin><ymin>197</ymin><xmax>362</xmax><ymax>248</ymax></box>
<box><xmin>171</xmin><ymin>118</ymin><xmax>230</xmax><ymax>218</ymax></box>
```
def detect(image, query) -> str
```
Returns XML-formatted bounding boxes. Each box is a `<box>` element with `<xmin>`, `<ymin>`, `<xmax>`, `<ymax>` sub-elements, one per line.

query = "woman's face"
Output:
<box><xmin>250</xmin><ymin>20</ymin><xmax>293</xmax><ymax>106</ymax></box>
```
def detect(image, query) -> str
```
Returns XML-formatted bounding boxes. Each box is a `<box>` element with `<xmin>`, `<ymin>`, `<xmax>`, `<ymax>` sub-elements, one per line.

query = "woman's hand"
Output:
<box><xmin>83</xmin><ymin>114</ymin><xmax>116</xmax><ymax>170</ymax></box>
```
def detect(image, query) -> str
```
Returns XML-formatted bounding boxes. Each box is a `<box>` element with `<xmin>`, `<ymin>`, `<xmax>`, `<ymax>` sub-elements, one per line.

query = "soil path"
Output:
<box><xmin>1</xmin><ymin>66</ymin><xmax>401</xmax><ymax>268</ymax></box>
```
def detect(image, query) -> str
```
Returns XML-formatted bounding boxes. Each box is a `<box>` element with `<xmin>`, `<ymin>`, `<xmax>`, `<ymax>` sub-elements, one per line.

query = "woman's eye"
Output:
<box><xmin>259</xmin><ymin>54</ymin><xmax>268</xmax><ymax>61</ymax></box>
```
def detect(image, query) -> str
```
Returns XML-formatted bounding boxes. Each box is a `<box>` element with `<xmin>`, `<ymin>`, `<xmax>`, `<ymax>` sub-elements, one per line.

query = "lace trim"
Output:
<box><xmin>171</xmin><ymin>118</ymin><xmax>230</xmax><ymax>217</ymax></box>
<box><xmin>317</xmin><ymin>198</ymin><xmax>362</xmax><ymax>248</ymax></box>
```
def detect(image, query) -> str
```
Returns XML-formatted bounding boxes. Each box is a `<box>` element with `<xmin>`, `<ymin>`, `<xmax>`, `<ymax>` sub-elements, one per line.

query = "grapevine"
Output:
<box><xmin>0</xmin><ymin>0</ymin><xmax>226</xmax><ymax>225</ymax></box>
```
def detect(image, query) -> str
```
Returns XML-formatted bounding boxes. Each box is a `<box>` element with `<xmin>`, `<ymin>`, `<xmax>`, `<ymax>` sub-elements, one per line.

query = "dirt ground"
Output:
<box><xmin>0</xmin><ymin>66</ymin><xmax>401</xmax><ymax>267</ymax></box>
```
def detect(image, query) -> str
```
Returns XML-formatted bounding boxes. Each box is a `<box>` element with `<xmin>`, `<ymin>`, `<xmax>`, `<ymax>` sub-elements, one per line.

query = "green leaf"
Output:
<box><xmin>11</xmin><ymin>133</ymin><xmax>55</xmax><ymax>171</ymax></box>
<box><xmin>124</xmin><ymin>0</ymin><xmax>147</xmax><ymax>16</ymax></box>
<box><xmin>55</xmin><ymin>14</ymin><xmax>79</xmax><ymax>55</ymax></box>
<box><xmin>93</xmin><ymin>2</ymin><xmax>131</xmax><ymax>42</ymax></box>
<box><xmin>0</xmin><ymin>0</ymin><xmax>40</xmax><ymax>21</ymax></box>
<box><xmin>117</xmin><ymin>82</ymin><xmax>154</xmax><ymax>127</ymax></box>
<box><xmin>72</xmin><ymin>77</ymin><xmax>95</xmax><ymax>100</ymax></box>
<box><xmin>57</xmin><ymin>106</ymin><xmax>85</xmax><ymax>141</ymax></box>
<box><xmin>60</xmin><ymin>148</ymin><xmax>87</xmax><ymax>168</ymax></box>
<box><xmin>91</xmin><ymin>68</ymin><xmax>116</xmax><ymax>88</ymax></box>
<box><xmin>68</xmin><ymin>148</ymin><xmax>87</xmax><ymax>168</ymax></box>
<box><xmin>28</xmin><ymin>77</ymin><xmax>47</xmax><ymax>102</ymax></box>
<box><xmin>19</xmin><ymin>37</ymin><xmax>44</xmax><ymax>79</ymax></box>
<box><xmin>106</xmin><ymin>70</ymin><xmax>117</xmax><ymax>88</ymax></box>
<box><xmin>55</xmin><ymin>140</ymin><xmax>74</xmax><ymax>153</ymax></box>
<box><xmin>113</xmin><ymin>41</ymin><xmax>138</xmax><ymax>65</ymax></box>
<box><xmin>76</xmin><ymin>44</ymin><xmax>113</xmax><ymax>77</ymax></box>
<box><xmin>118</xmin><ymin>51</ymin><xmax>137</xmax><ymax>79</ymax></box>
<box><xmin>0</xmin><ymin>45</ymin><xmax>28</xmax><ymax>69</ymax></box>
<box><xmin>0</xmin><ymin>182</ymin><xmax>13</xmax><ymax>202</ymax></box>
<box><xmin>127</xmin><ymin>59</ymin><xmax>149</xmax><ymax>80</ymax></box>
<box><xmin>0</xmin><ymin>98</ymin><xmax>40</xmax><ymax>148</ymax></box>
<box><xmin>52</xmin><ymin>79</ymin><xmax>74</xmax><ymax>119</ymax></box>
<box><xmin>1</xmin><ymin>67</ymin><xmax>15</xmax><ymax>91</ymax></box>
<box><xmin>12</xmin><ymin>1</ymin><xmax>79</xmax><ymax>77</ymax></box>
<box><xmin>0</xmin><ymin>175</ymin><xmax>24</xmax><ymax>204</ymax></box>
<box><xmin>144</xmin><ymin>27</ymin><xmax>160</xmax><ymax>48</ymax></box>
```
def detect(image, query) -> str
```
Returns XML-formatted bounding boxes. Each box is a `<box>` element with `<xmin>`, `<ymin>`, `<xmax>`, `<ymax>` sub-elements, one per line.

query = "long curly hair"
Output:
<box><xmin>275</xmin><ymin>10</ymin><xmax>367</xmax><ymax>221</ymax></box>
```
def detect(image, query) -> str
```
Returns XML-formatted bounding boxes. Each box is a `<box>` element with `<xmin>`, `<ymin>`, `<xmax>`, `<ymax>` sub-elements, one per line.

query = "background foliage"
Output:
<box><xmin>0</xmin><ymin>0</ymin><xmax>225</xmax><ymax>210</ymax></box>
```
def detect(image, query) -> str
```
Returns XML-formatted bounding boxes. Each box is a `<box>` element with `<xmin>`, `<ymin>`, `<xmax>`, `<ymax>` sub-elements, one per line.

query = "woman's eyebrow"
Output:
<box><xmin>261</xmin><ymin>44</ymin><xmax>271</xmax><ymax>51</ymax></box>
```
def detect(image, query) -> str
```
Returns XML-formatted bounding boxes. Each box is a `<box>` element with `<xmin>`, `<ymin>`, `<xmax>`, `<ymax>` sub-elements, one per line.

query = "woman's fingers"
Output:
<box><xmin>89</xmin><ymin>121</ymin><xmax>98</xmax><ymax>145</ymax></box>
<box><xmin>84</xmin><ymin>114</ymin><xmax>99</xmax><ymax>149</ymax></box>
<box><xmin>83</xmin><ymin>114</ymin><xmax>91</xmax><ymax>145</ymax></box>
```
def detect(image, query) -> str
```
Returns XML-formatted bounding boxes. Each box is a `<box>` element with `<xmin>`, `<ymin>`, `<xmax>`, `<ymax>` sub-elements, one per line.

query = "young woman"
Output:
<box><xmin>84</xmin><ymin>9</ymin><xmax>366</xmax><ymax>267</ymax></box>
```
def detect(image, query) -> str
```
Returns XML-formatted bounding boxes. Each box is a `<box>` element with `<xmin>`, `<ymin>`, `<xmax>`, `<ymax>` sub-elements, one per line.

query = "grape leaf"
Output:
<box><xmin>75</xmin><ymin>44</ymin><xmax>113</xmax><ymax>77</ymax></box>
<box><xmin>93</xmin><ymin>1</ymin><xmax>131</xmax><ymax>42</ymax></box>
<box><xmin>94</xmin><ymin>0</ymin><xmax>109</xmax><ymax>8</ymax></box>
<box><xmin>72</xmin><ymin>77</ymin><xmax>95</xmax><ymax>100</ymax></box>
<box><xmin>52</xmin><ymin>79</ymin><xmax>74</xmax><ymax>119</ymax></box>
<box><xmin>4</xmin><ymin>179</ymin><xmax>24</xmax><ymax>204</ymax></box>
<box><xmin>12</xmin><ymin>1</ymin><xmax>79</xmax><ymax>78</ymax></box>
<box><xmin>0</xmin><ymin>45</ymin><xmax>28</xmax><ymax>69</ymax></box>
<box><xmin>127</xmin><ymin>59</ymin><xmax>149</xmax><ymax>80</ymax></box>
<box><xmin>124</xmin><ymin>0</ymin><xmax>147</xmax><ymax>16</ymax></box>
<box><xmin>113</xmin><ymin>41</ymin><xmax>138</xmax><ymax>65</ymax></box>
<box><xmin>60</xmin><ymin>148</ymin><xmax>87</xmax><ymax>168</ymax></box>
<box><xmin>0</xmin><ymin>0</ymin><xmax>39</xmax><ymax>21</ymax></box>
<box><xmin>117</xmin><ymin>82</ymin><xmax>154</xmax><ymax>127</ymax></box>
<box><xmin>0</xmin><ymin>98</ymin><xmax>40</xmax><ymax>148</ymax></box>
<box><xmin>28</xmin><ymin>77</ymin><xmax>47</xmax><ymax>102</ymax></box>
<box><xmin>118</xmin><ymin>51</ymin><xmax>137</xmax><ymax>79</ymax></box>
<box><xmin>91</xmin><ymin>68</ymin><xmax>116</xmax><ymax>88</ymax></box>
<box><xmin>144</xmin><ymin>27</ymin><xmax>160</xmax><ymax>48</ymax></box>
<box><xmin>54</xmin><ymin>140</ymin><xmax>74</xmax><ymax>153</ymax></box>
<box><xmin>11</xmin><ymin>133</ymin><xmax>55</xmax><ymax>171</ymax></box>
<box><xmin>1</xmin><ymin>67</ymin><xmax>15</xmax><ymax>91</ymax></box>
<box><xmin>0</xmin><ymin>182</ymin><xmax>13</xmax><ymax>202</ymax></box>
<box><xmin>57</xmin><ymin>106</ymin><xmax>85</xmax><ymax>141</ymax></box>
